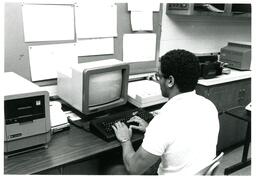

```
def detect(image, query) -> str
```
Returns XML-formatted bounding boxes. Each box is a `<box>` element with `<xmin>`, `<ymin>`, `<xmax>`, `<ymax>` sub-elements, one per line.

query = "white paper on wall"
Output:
<box><xmin>76</xmin><ymin>2</ymin><xmax>117</xmax><ymax>38</ymax></box>
<box><xmin>29</xmin><ymin>43</ymin><xmax>77</xmax><ymax>81</ymax></box>
<box><xmin>128</xmin><ymin>2</ymin><xmax>160</xmax><ymax>12</ymax></box>
<box><xmin>77</xmin><ymin>38</ymin><xmax>114</xmax><ymax>56</ymax></box>
<box><xmin>123</xmin><ymin>33</ymin><xmax>156</xmax><ymax>63</ymax></box>
<box><xmin>22</xmin><ymin>0</ymin><xmax>76</xmax><ymax>4</ymax></box>
<box><xmin>131</xmin><ymin>11</ymin><xmax>153</xmax><ymax>31</ymax></box>
<box><xmin>22</xmin><ymin>4</ymin><xmax>75</xmax><ymax>42</ymax></box>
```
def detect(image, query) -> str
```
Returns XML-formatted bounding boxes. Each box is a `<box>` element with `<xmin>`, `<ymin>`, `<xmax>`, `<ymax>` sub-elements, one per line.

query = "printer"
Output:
<box><xmin>3</xmin><ymin>72</ymin><xmax>51</xmax><ymax>156</ymax></box>
<box><xmin>196</xmin><ymin>53</ymin><xmax>223</xmax><ymax>79</ymax></box>
<box><xmin>220</xmin><ymin>41</ymin><xmax>251</xmax><ymax>70</ymax></box>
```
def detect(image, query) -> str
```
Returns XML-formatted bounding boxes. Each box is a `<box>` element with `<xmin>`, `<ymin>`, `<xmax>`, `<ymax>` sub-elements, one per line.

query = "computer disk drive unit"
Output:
<box><xmin>2</xmin><ymin>72</ymin><xmax>51</xmax><ymax>156</ymax></box>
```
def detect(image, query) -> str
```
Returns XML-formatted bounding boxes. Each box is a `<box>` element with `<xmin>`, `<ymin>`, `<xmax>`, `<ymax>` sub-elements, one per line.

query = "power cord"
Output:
<box><xmin>224</xmin><ymin>105</ymin><xmax>245</xmax><ymax>113</ymax></box>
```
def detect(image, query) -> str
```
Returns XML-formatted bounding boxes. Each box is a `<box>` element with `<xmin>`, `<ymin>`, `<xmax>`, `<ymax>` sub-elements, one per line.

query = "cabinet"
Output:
<box><xmin>196</xmin><ymin>78</ymin><xmax>251</xmax><ymax>151</ymax></box>
<box><xmin>166</xmin><ymin>3</ymin><xmax>251</xmax><ymax>18</ymax></box>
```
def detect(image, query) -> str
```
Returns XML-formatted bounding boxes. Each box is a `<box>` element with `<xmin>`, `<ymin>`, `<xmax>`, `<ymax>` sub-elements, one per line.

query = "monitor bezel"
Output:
<box><xmin>82</xmin><ymin>64</ymin><xmax>129</xmax><ymax>115</ymax></box>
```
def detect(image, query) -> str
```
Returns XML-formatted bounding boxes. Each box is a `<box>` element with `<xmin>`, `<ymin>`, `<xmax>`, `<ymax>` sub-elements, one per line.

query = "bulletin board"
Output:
<box><xmin>4</xmin><ymin>2</ymin><xmax>162</xmax><ymax>86</ymax></box>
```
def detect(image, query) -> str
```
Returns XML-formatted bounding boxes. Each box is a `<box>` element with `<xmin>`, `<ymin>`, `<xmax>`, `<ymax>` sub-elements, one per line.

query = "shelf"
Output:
<box><xmin>166</xmin><ymin>3</ymin><xmax>251</xmax><ymax>18</ymax></box>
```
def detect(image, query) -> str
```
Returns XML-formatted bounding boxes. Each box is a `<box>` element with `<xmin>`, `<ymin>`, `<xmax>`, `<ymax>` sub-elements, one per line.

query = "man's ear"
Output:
<box><xmin>167</xmin><ymin>75</ymin><xmax>175</xmax><ymax>88</ymax></box>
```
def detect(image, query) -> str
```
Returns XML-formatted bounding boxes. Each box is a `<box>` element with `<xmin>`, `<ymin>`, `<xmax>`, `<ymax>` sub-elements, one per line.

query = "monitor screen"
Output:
<box><xmin>83</xmin><ymin>62</ymin><xmax>129</xmax><ymax>115</ymax></box>
<box><xmin>89</xmin><ymin>70</ymin><xmax>122</xmax><ymax>107</ymax></box>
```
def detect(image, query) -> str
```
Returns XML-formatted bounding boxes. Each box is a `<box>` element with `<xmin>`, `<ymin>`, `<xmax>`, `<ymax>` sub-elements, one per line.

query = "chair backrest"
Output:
<box><xmin>196</xmin><ymin>152</ymin><xmax>224</xmax><ymax>175</ymax></box>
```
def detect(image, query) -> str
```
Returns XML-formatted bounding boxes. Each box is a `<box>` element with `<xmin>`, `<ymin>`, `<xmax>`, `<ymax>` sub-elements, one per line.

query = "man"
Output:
<box><xmin>112</xmin><ymin>49</ymin><xmax>220</xmax><ymax>175</ymax></box>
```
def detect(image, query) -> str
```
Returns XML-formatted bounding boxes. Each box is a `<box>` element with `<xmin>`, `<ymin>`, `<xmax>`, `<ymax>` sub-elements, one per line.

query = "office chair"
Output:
<box><xmin>196</xmin><ymin>152</ymin><xmax>224</xmax><ymax>175</ymax></box>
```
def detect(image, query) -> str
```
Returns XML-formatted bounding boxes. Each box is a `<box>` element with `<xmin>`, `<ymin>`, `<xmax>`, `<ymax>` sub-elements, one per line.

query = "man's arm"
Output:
<box><xmin>112</xmin><ymin>121</ymin><xmax>160</xmax><ymax>174</ymax></box>
<box><xmin>121</xmin><ymin>141</ymin><xmax>160</xmax><ymax>174</ymax></box>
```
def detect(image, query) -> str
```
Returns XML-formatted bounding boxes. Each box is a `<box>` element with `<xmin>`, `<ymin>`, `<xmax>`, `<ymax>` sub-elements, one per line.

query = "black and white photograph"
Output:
<box><xmin>1</xmin><ymin>0</ymin><xmax>253</xmax><ymax>177</ymax></box>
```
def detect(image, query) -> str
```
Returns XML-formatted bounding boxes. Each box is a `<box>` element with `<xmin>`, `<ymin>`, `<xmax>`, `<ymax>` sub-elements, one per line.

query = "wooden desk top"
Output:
<box><xmin>4</xmin><ymin>122</ymin><xmax>144</xmax><ymax>174</ymax></box>
<box><xmin>4</xmin><ymin>100</ymin><xmax>164</xmax><ymax>174</ymax></box>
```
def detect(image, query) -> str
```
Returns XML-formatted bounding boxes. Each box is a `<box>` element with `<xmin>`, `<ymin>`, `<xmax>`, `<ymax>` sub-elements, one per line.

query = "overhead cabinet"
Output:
<box><xmin>166</xmin><ymin>3</ymin><xmax>251</xmax><ymax>18</ymax></box>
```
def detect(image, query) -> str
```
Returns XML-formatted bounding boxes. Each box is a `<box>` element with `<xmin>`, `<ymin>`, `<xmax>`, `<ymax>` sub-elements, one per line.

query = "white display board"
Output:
<box><xmin>76</xmin><ymin>2</ymin><xmax>117</xmax><ymax>38</ymax></box>
<box><xmin>22</xmin><ymin>3</ymin><xmax>75</xmax><ymax>42</ymax></box>
<box><xmin>77</xmin><ymin>38</ymin><xmax>114</xmax><ymax>57</ymax></box>
<box><xmin>29</xmin><ymin>43</ymin><xmax>77</xmax><ymax>81</ymax></box>
<box><xmin>131</xmin><ymin>11</ymin><xmax>153</xmax><ymax>31</ymax></box>
<box><xmin>128</xmin><ymin>2</ymin><xmax>160</xmax><ymax>12</ymax></box>
<box><xmin>123</xmin><ymin>33</ymin><xmax>156</xmax><ymax>63</ymax></box>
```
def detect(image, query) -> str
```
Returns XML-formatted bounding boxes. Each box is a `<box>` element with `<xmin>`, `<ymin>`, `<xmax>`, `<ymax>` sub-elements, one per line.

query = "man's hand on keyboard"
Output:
<box><xmin>127</xmin><ymin>116</ymin><xmax>148</xmax><ymax>133</ymax></box>
<box><xmin>112</xmin><ymin>121</ymin><xmax>132</xmax><ymax>143</ymax></box>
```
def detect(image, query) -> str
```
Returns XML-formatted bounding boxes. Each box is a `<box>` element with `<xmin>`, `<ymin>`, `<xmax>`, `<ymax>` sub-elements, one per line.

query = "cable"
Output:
<box><xmin>224</xmin><ymin>105</ymin><xmax>245</xmax><ymax>113</ymax></box>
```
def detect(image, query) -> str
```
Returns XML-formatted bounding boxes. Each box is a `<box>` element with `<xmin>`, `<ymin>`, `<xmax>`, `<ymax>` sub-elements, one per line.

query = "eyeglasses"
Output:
<box><xmin>155</xmin><ymin>72</ymin><xmax>164</xmax><ymax>81</ymax></box>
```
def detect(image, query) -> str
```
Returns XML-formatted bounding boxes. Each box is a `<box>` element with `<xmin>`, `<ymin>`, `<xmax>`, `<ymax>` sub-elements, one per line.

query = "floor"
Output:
<box><xmin>215</xmin><ymin>144</ymin><xmax>251</xmax><ymax>176</ymax></box>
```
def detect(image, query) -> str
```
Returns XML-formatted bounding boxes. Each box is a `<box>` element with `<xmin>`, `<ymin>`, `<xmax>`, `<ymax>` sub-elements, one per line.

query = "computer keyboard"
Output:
<box><xmin>89</xmin><ymin>108</ymin><xmax>154</xmax><ymax>142</ymax></box>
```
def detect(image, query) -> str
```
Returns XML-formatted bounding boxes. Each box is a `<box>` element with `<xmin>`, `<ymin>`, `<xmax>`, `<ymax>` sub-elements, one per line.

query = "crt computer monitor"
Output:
<box><xmin>57</xmin><ymin>59</ymin><xmax>129</xmax><ymax>115</ymax></box>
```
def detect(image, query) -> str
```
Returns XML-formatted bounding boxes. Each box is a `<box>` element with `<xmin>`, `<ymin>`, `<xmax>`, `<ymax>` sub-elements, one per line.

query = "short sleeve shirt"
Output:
<box><xmin>142</xmin><ymin>91</ymin><xmax>219</xmax><ymax>175</ymax></box>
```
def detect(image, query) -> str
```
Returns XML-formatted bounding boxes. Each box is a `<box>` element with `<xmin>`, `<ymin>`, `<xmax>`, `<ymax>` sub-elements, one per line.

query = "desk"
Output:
<box><xmin>224</xmin><ymin>107</ymin><xmax>251</xmax><ymax>175</ymax></box>
<box><xmin>4</xmin><ymin>121</ymin><xmax>144</xmax><ymax>174</ymax></box>
<box><xmin>4</xmin><ymin>103</ymin><xmax>162</xmax><ymax>174</ymax></box>
<box><xmin>196</xmin><ymin>70</ymin><xmax>251</xmax><ymax>152</ymax></box>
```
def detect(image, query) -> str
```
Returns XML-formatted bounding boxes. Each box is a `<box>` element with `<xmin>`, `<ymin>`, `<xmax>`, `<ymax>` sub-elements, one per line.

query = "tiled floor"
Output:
<box><xmin>215</xmin><ymin>145</ymin><xmax>251</xmax><ymax>175</ymax></box>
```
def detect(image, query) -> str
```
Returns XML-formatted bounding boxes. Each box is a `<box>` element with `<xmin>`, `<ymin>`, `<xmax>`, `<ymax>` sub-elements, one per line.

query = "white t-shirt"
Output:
<box><xmin>142</xmin><ymin>91</ymin><xmax>219</xmax><ymax>175</ymax></box>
